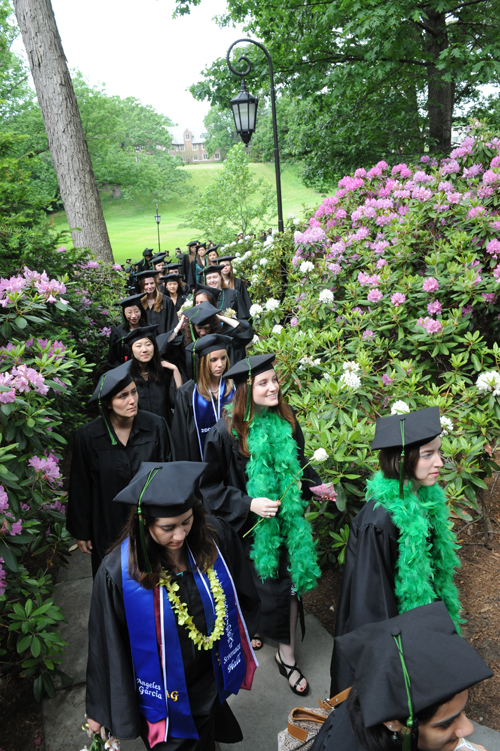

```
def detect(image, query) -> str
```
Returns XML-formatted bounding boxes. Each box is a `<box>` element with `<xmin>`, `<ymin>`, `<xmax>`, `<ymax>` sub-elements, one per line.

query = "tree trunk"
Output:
<box><xmin>425</xmin><ymin>10</ymin><xmax>454</xmax><ymax>154</ymax></box>
<box><xmin>14</xmin><ymin>0</ymin><xmax>114</xmax><ymax>262</ymax></box>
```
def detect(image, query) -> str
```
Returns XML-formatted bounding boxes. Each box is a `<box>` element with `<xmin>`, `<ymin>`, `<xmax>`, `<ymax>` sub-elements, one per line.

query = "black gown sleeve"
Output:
<box><xmin>200</xmin><ymin>423</ymin><xmax>253</xmax><ymax>533</ymax></box>
<box><xmin>163</xmin><ymin>295</ymin><xmax>178</xmax><ymax>332</ymax></box>
<box><xmin>107</xmin><ymin>327</ymin><xmax>125</xmax><ymax>369</ymax></box>
<box><xmin>158</xmin><ymin>414</ymin><xmax>175</xmax><ymax>462</ymax></box>
<box><xmin>171</xmin><ymin>382</ymin><xmax>200</xmax><ymax>461</ymax></box>
<box><xmin>86</xmin><ymin>556</ymin><xmax>141</xmax><ymax>740</ymax></box>
<box><xmin>66</xmin><ymin>429</ymin><xmax>92</xmax><ymax>541</ymax></box>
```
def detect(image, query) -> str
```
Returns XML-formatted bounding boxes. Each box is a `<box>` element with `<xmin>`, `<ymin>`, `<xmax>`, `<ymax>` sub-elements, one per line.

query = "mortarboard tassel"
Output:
<box><xmin>243</xmin><ymin>356</ymin><xmax>252</xmax><ymax>422</ymax></box>
<box><xmin>98</xmin><ymin>374</ymin><xmax>118</xmax><ymax>447</ymax></box>
<box><xmin>136</xmin><ymin>467</ymin><xmax>163</xmax><ymax>574</ymax></box>
<box><xmin>393</xmin><ymin>633</ymin><xmax>417</xmax><ymax>751</ymax></box>
<box><xmin>192</xmin><ymin>338</ymin><xmax>198</xmax><ymax>385</ymax></box>
<box><xmin>399</xmin><ymin>418</ymin><xmax>406</xmax><ymax>500</ymax></box>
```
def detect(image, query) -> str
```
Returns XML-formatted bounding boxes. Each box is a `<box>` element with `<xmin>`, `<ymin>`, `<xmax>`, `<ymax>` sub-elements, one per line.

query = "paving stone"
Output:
<box><xmin>53</xmin><ymin>576</ymin><xmax>93</xmax><ymax>685</ymax></box>
<box><xmin>57</xmin><ymin>549</ymin><xmax>92</xmax><ymax>582</ymax></box>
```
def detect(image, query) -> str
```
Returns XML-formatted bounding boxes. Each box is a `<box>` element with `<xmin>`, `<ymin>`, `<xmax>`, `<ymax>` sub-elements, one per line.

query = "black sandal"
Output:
<box><xmin>275</xmin><ymin>649</ymin><xmax>309</xmax><ymax>696</ymax></box>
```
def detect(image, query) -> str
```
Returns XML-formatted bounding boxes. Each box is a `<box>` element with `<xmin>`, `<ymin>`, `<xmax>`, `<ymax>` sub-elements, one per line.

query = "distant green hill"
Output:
<box><xmin>51</xmin><ymin>162</ymin><xmax>324</xmax><ymax>263</ymax></box>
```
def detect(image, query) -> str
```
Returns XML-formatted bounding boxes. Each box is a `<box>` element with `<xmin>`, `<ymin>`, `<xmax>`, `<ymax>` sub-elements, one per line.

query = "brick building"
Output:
<box><xmin>167</xmin><ymin>127</ymin><xmax>223</xmax><ymax>165</ymax></box>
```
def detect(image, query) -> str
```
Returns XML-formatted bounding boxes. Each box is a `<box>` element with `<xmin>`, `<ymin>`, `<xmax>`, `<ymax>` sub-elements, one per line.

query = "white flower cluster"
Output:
<box><xmin>319</xmin><ymin>289</ymin><xmax>334</xmax><ymax>304</ymax></box>
<box><xmin>339</xmin><ymin>371</ymin><xmax>361</xmax><ymax>391</ymax></box>
<box><xmin>299</xmin><ymin>355</ymin><xmax>321</xmax><ymax>368</ymax></box>
<box><xmin>288</xmin><ymin>212</ymin><xmax>296</xmax><ymax>219</ymax></box>
<box><xmin>265</xmin><ymin>298</ymin><xmax>280</xmax><ymax>311</ymax></box>
<box><xmin>245</xmin><ymin>235</ymin><xmax>251</xmax><ymax>240</ymax></box>
<box><xmin>313</xmin><ymin>448</ymin><xmax>328</xmax><ymax>462</ymax></box>
<box><xmin>476</xmin><ymin>370</ymin><xmax>500</xmax><ymax>396</ymax></box>
<box><xmin>391</xmin><ymin>400</ymin><xmax>411</xmax><ymax>415</ymax></box>
<box><xmin>440</xmin><ymin>416</ymin><xmax>454</xmax><ymax>436</ymax></box>
<box><xmin>272</xmin><ymin>324</ymin><xmax>283</xmax><ymax>335</ymax></box>
<box><xmin>230</xmin><ymin>241</ymin><xmax>237</xmax><ymax>246</ymax></box>
<box><xmin>300</xmin><ymin>261</ymin><xmax>315</xmax><ymax>273</ymax></box>
<box><xmin>249</xmin><ymin>303</ymin><xmax>263</xmax><ymax>317</ymax></box>
<box><xmin>252</xmin><ymin>334</ymin><xmax>260</xmax><ymax>344</ymax></box>
<box><xmin>294</xmin><ymin>218</ymin><xmax>301</xmax><ymax>225</ymax></box>
<box><xmin>342</xmin><ymin>361</ymin><xmax>361</xmax><ymax>373</ymax></box>
<box><xmin>260</xmin><ymin>258</ymin><xmax>268</xmax><ymax>266</ymax></box>
<box><xmin>264</xmin><ymin>235</ymin><xmax>274</xmax><ymax>246</ymax></box>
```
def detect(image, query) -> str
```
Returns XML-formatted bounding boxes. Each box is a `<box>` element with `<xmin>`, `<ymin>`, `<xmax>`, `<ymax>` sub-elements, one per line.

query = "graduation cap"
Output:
<box><xmin>164</xmin><ymin>263</ymin><xmax>182</xmax><ymax>272</ymax></box>
<box><xmin>335</xmin><ymin>601</ymin><xmax>492</xmax><ymax>745</ymax></box>
<box><xmin>372</xmin><ymin>406</ymin><xmax>441</xmax><ymax>499</ymax></box>
<box><xmin>122</xmin><ymin>325</ymin><xmax>159</xmax><ymax>347</ymax></box>
<box><xmin>187</xmin><ymin>240</ymin><xmax>198</xmax><ymax>247</ymax></box>
<box><xmin>224</xmin><ymin>354</ymin><xmax>276</xmax><ymax>421</ymax></box>
<box><xmin>217</xmin><ymin>256</ymin><xmax>236</xmax><ymax>264</ymax></box>
<box><xmin>184</xmin><ymin>301</ymin><xmax>221</xmax><ymax>326</ymax></box>
<box><xmin>88</xmin><ymin>361</ymin><xmax>134</xmax><ymax>446</ymax></box>
<box><xmin>160</xmin><ymin>273</ymin><xmax>182</xmax><ymax>284</ymax></box>
<box><xmin>143</xmin><ymin>248</ymin><xmax>154</xmax><ymax>257</ymax></box>
<box><xmin>198</xmin><ymin>242</ymin><xmax>207</xmax><ymax>249</ymax></box>
<box><xmin>201</xmin><ymin>265</ymin><xmax>224</xmax><ymax>276</ymax></box>
<box><xmin>151</xmin><ymin>253</ymin><xmax>167</xmax><ymax>265</ymax></box>
<box><xmin>186</xmin><ymin>334</ymin><xmax>233</xmax><ymax>384</ymax></box>
<box><xmin>115</xmin><ymin>293</ymin><xmax>144</xmax><ymax>309</ymax></box>
<box><xmin>113</xmin><ymin>461</ymin><xmax>208</xmax><ymax>573</ymax></box>
<box><xmin>207</xmin><ymin>245</ymin><xmax>220</xmax><ymax>253</ymax></box>
<box><xmin>135</xmin><ymin>269</ymin><xmax>161</xmax><ymax>282</ymax></box>
<box><xmin>196</xmin><ymin>282</ymin><xmax>220</xmax><ymax>298</ymax></box>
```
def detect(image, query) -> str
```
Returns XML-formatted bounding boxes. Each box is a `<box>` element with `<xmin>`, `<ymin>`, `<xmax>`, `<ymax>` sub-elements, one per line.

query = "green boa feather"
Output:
<box><xmin>246</xmin><ymin>410</ymin><xmax>320</xmax><ymax>597</ymax></box>
<box><xmin>367</xmin><ymin>471</ymin><xmax>463</xmax><ymax>630</ymax></box>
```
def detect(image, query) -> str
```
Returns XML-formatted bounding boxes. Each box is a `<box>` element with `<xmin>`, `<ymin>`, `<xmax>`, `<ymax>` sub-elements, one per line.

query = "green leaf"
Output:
<box><xmin>0</xmin><ymin>540</ymin><xmax>18</xmax><ymax>572</ymax></box>
<box><xmin>33</xmin><ymin>675</ymin><xmax>43</xmax><ymax>702</ymax></box>
<box><xmin>17</xmin><ymin>634</ymin><xmax>33</xmax><ymax>653</ymax></box>
<box><xmin>31</xmin><ymin>636</ymin><xmax>41</xmax><ymax>658</ymax></box>
<box><xmin>335</xmin><ymin>483</ymin><xmax>347</xmax><ymax>512</ymax></box>
<box><xmin>14</xmin><ymin>316</ymin><xmax>28</xmax><ymax>329</ymax></box>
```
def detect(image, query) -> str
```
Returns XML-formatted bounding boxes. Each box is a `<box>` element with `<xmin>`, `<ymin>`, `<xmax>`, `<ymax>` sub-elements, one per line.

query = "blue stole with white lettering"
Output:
<box><xmin>121</xmin><ymin>538</ymin><xmax>248</xmax><ymax>740</ymax></box>
<box><xmin>193</xmin><ymin>383</ymin><xmax>235</xmax><ymax>458</ymax></box>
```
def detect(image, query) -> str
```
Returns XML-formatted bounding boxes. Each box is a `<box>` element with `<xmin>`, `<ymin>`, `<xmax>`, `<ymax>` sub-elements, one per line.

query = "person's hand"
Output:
<box><xmin>250</xmin><ymin>498</ymin><xmax>281</xmax><ymax>518</ymax></box>
<box><xmin>174</xmin><ymin>315</ymin><xmax>187</xmax><ymax>334</ymax></box>
<box><xmin>87</xmin><ymin>717</ymin><xmax>101</xmax><ymax>734</ymax></box>
<box><xmin>77</xmin><ymin>539</ymin><xmax>92</xmax><ymax>555</ymax></box>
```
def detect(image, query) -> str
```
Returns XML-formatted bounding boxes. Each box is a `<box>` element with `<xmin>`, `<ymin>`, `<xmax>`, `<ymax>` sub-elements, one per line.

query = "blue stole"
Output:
<box><xmin>193</xmin><ymin>383</ymin><xmax>235</xmax><ymax>458</ymax></box>
<box><xmin>121</xmin><ymin>539</ymin><xmax>247</xmax><ymax>740</ymax></box>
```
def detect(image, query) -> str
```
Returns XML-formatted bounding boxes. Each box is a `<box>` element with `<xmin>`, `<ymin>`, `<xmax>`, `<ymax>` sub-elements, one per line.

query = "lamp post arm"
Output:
<box><xmin>226</xmin><ymin>38</ymin><xmax>284</xmax><ymax>233</ymax></box>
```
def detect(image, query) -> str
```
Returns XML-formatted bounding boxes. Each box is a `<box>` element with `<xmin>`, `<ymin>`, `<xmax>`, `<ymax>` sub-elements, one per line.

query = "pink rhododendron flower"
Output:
<box><xmin>363</xmin><ymin>330</ymin><xmax>375</xmax><ymax>340</ymax></box>
<box><xmin>391</xmin><ymin>292</ymin><xmax>406</xmax><ymax>306</ymax></box>
<box><xmin>483</xmin><ymin>170</ymin><xmax>500</xmax><ymax>185</ymax></box>
<box><xmin>9</xmin><ymin>520</ymin><xmax>22</xmax><ymax>535</ymax></box>
<box><xmin>482</xmin><ymin>293</ymin><xmax>497</xmax><ymax>304</ymax></box>
<box><xmin>0</xmin><ymin>486</ymin><xmax>8</xmax><ymax>513</ymax></box>
<box><xmin>467</xmin><ymin>206</ymin><xmax>486</xmax><ymax>219</ymax></box>
<box><xmin>422</xmin><ymin>277</ymin><xmax>440</xmax><ymax>292</ymax></box>
<box><xmin>382</xmin><ymin>374</ymin><xmax>392</xmax><ymax>386</ymax></box>
<box><xmin>420</xmin><ymin>155</ymin><xmax>430</xmax><ymax>163</ymax></box>
<box><xmin>441</xmin><ymin>160</ymin><xmax>460</xmax><ymax>175</ymax></box>
<box><xmin>376</xmin><ymin>258</ymin><xmax>388</xmax><ymax>269</ymax></box>
<box><xmin>84</xmin><ymin>261</ymin><xmax>99</xmax><ymax>269</ymax></box>
<box><xmin>112</xmin><ymin>264</ymin><xmax>122</xmax><ymax>271</ymax></box>
<box><xmin>418</xmin><ymin>317</ymin><xmax>443</xmax><ymax>334</ymax></box>
<box><xmin>486</xmin><ymin>239</ymin><xmax>500</xmax><ymax>256</ymax></box>
<box><xmin>328</xmin><ymin>263</ymin><xmax>341</xmax><ymax>275</ymax></box>
<box><xmin>56</xmin><ymin>246</ymin><xmax>67</xmax><ymax>253</ymax></box>
<box><xmin>367</xmin><ymin>288</ymin><xmax>383</xmax><ymax>303</ymax></box>
<box><xmin>427</xmin><ymin>301</ymin><xmax>442</xmax><ymax>315</ymax></box>
<box><xmin>100</xmin><ymin>327</ymin><xmax>112</xmax><ymax>336</ymax></box>
<box><xmin>290</xmin><ymin>317</ymin><xmax>298</xmax><ymax>327</ymax></box>
<box><xmin>491</xmin><ymin>156</ymin><xmax>500</xmax><ymax>169</ymax></box>
<box><xmin>29</xmin><ymin>455</ymin><xmax>61</xmax><ymax>482</ymax></box>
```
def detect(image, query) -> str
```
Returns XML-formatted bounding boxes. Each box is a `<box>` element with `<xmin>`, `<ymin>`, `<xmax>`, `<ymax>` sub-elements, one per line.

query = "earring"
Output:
<box><xmin>392</xmin><ymin>732</ymin><xmax>398</xmax><ymax>741</ymax></box>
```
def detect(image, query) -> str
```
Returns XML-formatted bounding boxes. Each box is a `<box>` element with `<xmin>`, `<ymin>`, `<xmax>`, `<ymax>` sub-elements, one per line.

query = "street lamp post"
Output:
<box><xmin>226</xmin><ymin>39</ymin><xmax>284</xmax><ymax>233</ymax></box>
<box><xmin>154</xmin><ymin>204</ymin><xmax>161</xmax><ymax>255</ymax></box>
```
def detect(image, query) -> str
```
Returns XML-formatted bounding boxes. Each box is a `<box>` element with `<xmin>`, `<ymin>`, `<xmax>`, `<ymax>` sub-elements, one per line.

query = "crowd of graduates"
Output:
<box><xmin>65</xmin><ymin>239</ymin><xmax>493</xmax><ymax>751</ymax></box>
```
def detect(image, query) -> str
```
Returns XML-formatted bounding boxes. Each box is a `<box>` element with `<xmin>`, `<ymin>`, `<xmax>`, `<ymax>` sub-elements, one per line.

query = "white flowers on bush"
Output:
<box><xmin>440</xmin><ymin>416</ymin><xmax>454</xmax><ymax>436</ymax></box>
<box><xmin>272</xmin><ymin>324</ymin><xmax>283</xmax><ymax>335</ymax></box>
<box><xmin>313</xmin><ymin>448</ymin><xmax>328</xmax><ymax>462</ymax></box>
<box><xmin>252</xmin><ymin>334</ymin><xmax>260</xmax><ymax>344</ymax></box>
<box><xmin>339</xmin><ymin>371</ymin><xmax>362</xmax><ymax>391</ymax></box>
<box><xmin>249</xmin><ymin>303</ymin><xmax>263</xmax><ymax>317</ymax></box>
<box><xmin>245</xmin><ymin>235</ymin><xmax>251</xmax><ymax>240</ymax></box>
<box><xmin>391</xmin><ymin>400</ymin><xmax>411</xmax><ymax>415</ymax></box>
<box><xmin>265</xmin><ymin>298</ymin><xmax>280</xmax><ymax>311</ymax></box>
<box><xmin>342</xmin><ymin>361</ymin><xmax>361</xmax><ymax>373</ymax></box>
<box><xmin>319</xmin><ymin>289</ymin><xmax>334</xmax><ymax>304</ymax></box>
<box><xmin>230</xmin><ymin>241</ymin><xmax>237</xmax><ymax>246</ymax></box>
<box><xmin>260</xmin><ymin>258</ymin><xmax>268</xmax><ymax>266</ymax></box>
<box><xmin>294</xmin><ymin>218</ymin><xmax>301</xmax><ymax>225</ymax></box>
<box><xmin>288</xmin><ymin>212</ymin><xmax>296</xmax><ymax>219</ymax></box>
<box><xmin>476</xmin><ymin>370</ymin><xmax>500</xmax><ymax>396</ymax></box>
<box><xmin>323</xmin><ymin>373</ymin><xmax>330</xmax><ymax>380</ymax></box>
<box><xmin>251</xmin><ymin>274</ymin><xmax>259</xmax><ymax>283</ymax></box>
<box><xmin>264</xmin><ymin>235</ymin><xmax>274</xmax><ymax>246</ymax></box>
<box><xmin>300</xmin><ymin>261</ymin><xmax>315</xmax><ymax>273</ymax></box>
<box><xmin>299</xmin><ymin>356</ymin><xmax>321</xmax><ymax>368</ymax></box>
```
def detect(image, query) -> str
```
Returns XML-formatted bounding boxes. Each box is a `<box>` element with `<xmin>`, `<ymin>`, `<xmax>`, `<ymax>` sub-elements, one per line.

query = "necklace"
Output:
<box><xmin>158</xmin><ymin>567</ymin><xmax>226</xmax><ymax>650</ymax></box>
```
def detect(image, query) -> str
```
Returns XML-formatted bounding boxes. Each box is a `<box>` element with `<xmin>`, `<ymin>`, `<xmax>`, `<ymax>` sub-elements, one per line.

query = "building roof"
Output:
<box><xmin>167</xmin><ymin>127</ymin><xmax>207</xmax><ymax>145</ymax></box>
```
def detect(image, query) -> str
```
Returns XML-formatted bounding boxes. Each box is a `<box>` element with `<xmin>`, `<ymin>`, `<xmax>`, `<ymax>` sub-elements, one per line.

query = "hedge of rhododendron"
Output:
<box><xmin>0</xmin><ymin>258</ymin><xmax>123</xmax><ymax>700</ymax></box>
<box><xmin>229</xmin><ymin>122</ymin><xmax>500</xmax><ymax>564</ymax></box>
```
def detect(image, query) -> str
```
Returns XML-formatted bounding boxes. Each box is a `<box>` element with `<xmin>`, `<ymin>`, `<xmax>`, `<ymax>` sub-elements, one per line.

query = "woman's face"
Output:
<box><xmin>149</xmin><ymin>510</ymin><xmax>194</xmax><ymax>550</ymax></box>
<box><xmin>413</xmin><ymin>435</ymin><xmax>444</xmax><ymax>485</ymax></box>
<box><xmin>132</xmin><ymin>337</ymin><xmax>154</xmax><ymax>364</ymax></box>
<box><xmin>398</xmin><ymin>690</ymin><xmax>473</xmax><ymax>751</ymax></box>
<box><xmin>208</xmin><ymin>251</ymin><xmax>218</xmax><ymax>262</ymax></box>
<box><xmin>221</xmin><ymin>262</ymin><xmax>231</xmax><ymax>277</ymax></box>
<box><xmin>166</xmin><ymin>280</ymin><xmax>179</xmax><ymax>294</ymax></box>
<box><xmin>124</xmin><ymin>305</ymin><xmax>141</xmax><ymax>325</ymax></box>
<box><xmin>198</xmin><ymin>247</ymin><xmax>206</xmax><ymax>258</ymax></box>
<box><xmin>109</xmin><ymin>382</ymin><xmax>138</xmax><ymax>418</ymax></box>
<box><xmin>252</xmin><ymin>368</ymin><xmax>279</xmax><ymax>408</ymax></box>
<box><xmin>208</xmin><ymin>349</ymin><xmax>227</xmax><ymax>378</ymax></box>
<box><xmin>154</xmin><ymin>261</ymin><xmax>165</xmax><ymax>272</ymax></box>
<box><xmin>194</xmin><ymin>323</ymin><xmax>211</xmax><ymax>337</ymax></box>
<box><xmin>205</xmin><ymin>272</ymin><xmax>221</xmax><ymax>289</ymax></box>
<box><xmin>143</xmin><ymin>278</ymin><xmax>156</xmax><ymax>294</ymax></box>
<box><xmin>195</xmin><ymin>293</ymin><xmax>210</xmax><ymax>305</ymax></box>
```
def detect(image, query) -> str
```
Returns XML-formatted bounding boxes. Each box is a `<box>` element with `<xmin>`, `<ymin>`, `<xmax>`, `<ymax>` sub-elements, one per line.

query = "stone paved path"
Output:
<box><xmin>43</xmin><ymin>551</ymin><xmax>500</xmax><ymax>751</ymax></box>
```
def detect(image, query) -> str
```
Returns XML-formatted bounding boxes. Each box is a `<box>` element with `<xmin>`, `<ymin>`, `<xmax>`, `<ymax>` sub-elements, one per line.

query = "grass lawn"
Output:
<box><xmin>51</xmin><ymin>162</ymin><xmax>324</xmax><ymax>264</ymax></box>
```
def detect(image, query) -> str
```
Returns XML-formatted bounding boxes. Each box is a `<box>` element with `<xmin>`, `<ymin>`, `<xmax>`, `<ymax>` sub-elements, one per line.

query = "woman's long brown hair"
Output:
<box><xmin>226</xmin><ymin>375</ymin><xmax>296</xmax><ymax>457</ymax></box>
<box><xmin>221</xmin><ymin>264</ymin><xmax>235</xmax><ymax>290</ymax></box>
<box><xmin>140</xmin><ymin>277</ymin><xmax>163</xmax><ymax>313</ymax></box>
<box><xmin>109</xmin><ymin>499</ymin><xmax>218</xmax><ymax>589</ymax></box>
<box><xmin>196</xmin><ymin>350</ymin><xmax>233</xmax><ymax>401</ymax></box>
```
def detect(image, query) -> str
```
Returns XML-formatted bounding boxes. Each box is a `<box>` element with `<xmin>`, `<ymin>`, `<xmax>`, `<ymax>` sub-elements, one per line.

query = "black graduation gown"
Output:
<box><xmin>183</xmin><ymin>321</ymin><xmax>253</xmax><ymax>381</ymax></box>
<box><xmin>171</xmin><ymin>381</ymin><xmax>234</xmax><ymax>463</ymax></box>
<box><xmin>145</xmin><ymin>295</ymin><xmax>178</xmax><ymax>335</ymax></box>
<box><xmin>66</xmin><ymin>410</ymin><xmax>174</xmax><ymax>575</ymax></box>
<box><xmin>86</xmin><ymin>517</ymin><xmax>260</xmax><ymax>745</ymax></box>
<box><xmin>200</xmin><ymin>415</ymin><xmax>321</xmax><ymax>643</ymax></box>
<box><xmin>329</xmin><ymin>500</ymin><xmax>399</xmax><ymax>695</ymax></box>
<box><xmin>180</xmin><ymin>253</ymin><xmax>193</xmax><ymax>286</ymax></box>
<box><xmin>135</xmin><ymin>372</ymin><xmax>173</xmax><ymax>426</ymax></box>
<box><xmin>232</xmin><ymin>278</ymin><xmax>252</xmax><ymax>320</ymax></box>
<box><xmin>107</xmin><ymin>325</ymin><xmax>129</xmax><ymax>368</ymax></box>
<box><xmin>212</xmin><ymin>287</ymin><xmax>240</xmax><ymax>318</ymax></box>
<box><xmin>310</xmin><ymin>702</ymin><xmax>364</xmax><ymax>751</ymax></box>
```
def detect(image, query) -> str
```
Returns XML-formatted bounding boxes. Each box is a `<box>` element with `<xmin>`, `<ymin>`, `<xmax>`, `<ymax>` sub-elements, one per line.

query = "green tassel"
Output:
<box><xmin>98</xmin><ymin>374</ymin><xmax>117</xmax><ymax>447</ymax></box>
<box><xmin>393</xmin><ymin>634</ymin><xmax>414</xmax><ymax>751</ymax></box>
<box><xmin>243</xmin><ymin>356</ymin><xmax>252</xmax><ymax>422</ymax></box>
<box><xmin>136</xmin><ymin>467</ymin><xmax>163</xmax><ymax>574</ymax></box>
<box><xmin>399</xmin><ymin>418</ymin><xmax>406</xmax><ymax>499</ymax></box>
<box><xmin>192</xmin><ymin>338</ymin><xmax>198</xmax><ymax>384</ymax></box>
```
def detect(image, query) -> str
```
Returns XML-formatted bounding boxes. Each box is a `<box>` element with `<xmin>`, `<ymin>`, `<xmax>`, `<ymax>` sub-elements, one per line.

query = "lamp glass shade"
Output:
<box><xmin>230</xmin><ymin>81</ymin><xmax>258</xmax><ymax>145</ymax></box>
<box><xmin>155</xmin><ymin>213</ymin><xmax>161</xmax><ymax>224</ymax></box>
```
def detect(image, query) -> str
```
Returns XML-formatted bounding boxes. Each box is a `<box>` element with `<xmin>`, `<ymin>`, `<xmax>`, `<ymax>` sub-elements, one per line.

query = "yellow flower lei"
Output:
<box><xmin>158</xmin><ymin>567</ymin><xmax>227</xmax><ymax>651</ymax></box>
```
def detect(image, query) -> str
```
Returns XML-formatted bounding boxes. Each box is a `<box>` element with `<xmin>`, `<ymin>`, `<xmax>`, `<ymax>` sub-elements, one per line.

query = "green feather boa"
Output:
<box><xmin>245</xmin><ymin>410</ymin><xmax>321</xmax><ymax>597</ymax></box>
<box><xmin>367</xmin><ymin>471</ymin><xmax>463</xmax><ymax>630</ymax></box>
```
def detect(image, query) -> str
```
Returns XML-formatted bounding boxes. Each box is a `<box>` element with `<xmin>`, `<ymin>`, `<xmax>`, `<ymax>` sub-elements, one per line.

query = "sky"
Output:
<box><xmin>13</xmin><ymin>0</ymin><xmax>245</xmax><ymax>136</ymax></box>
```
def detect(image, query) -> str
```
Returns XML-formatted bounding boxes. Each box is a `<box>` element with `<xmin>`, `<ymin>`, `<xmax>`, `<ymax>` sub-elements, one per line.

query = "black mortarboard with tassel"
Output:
<box><xmin>88</xmin><ymin>361</ymin><xmax>134</xmax><ymax>446</ymax></box>
<box><xmin>223</xmin><ymin>353</ymin><xmax>276</xmax><ymax>423</ymax></box>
